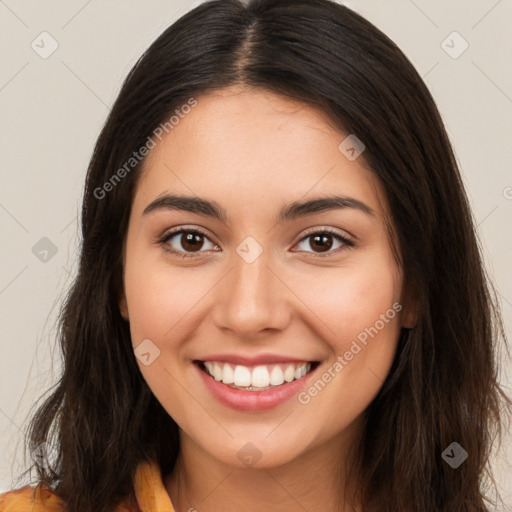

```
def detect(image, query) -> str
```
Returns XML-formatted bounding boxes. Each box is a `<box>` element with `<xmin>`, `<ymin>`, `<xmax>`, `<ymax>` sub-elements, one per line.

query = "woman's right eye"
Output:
<box><xmin>158</xmin><ymin>228</ymin><xmax>218</xmax><ymax>258</ymax></box>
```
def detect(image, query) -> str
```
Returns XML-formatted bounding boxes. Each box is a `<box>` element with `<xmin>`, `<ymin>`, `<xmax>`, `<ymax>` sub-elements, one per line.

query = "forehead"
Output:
<box><xmin>133</xmin><ymin>86</ymin><xmax>388</xmax><ymax>223</ymax></box>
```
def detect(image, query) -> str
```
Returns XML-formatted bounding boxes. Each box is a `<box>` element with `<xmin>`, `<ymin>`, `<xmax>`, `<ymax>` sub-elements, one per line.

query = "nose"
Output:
<box><xmin>212</xmin><ymin>249</ymin><xmax>291</xmax><ymax>338</ymax></box>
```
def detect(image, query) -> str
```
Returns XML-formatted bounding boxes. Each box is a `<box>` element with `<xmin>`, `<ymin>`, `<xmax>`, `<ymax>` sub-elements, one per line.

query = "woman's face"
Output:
<box><xmin>119</xmin><ymin>85</ymin><xmax>414</xmax><ymax>469</ymax></box>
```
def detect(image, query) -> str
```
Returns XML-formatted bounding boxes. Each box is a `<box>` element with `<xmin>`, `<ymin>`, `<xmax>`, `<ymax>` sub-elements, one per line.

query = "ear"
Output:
<box><xmin>117</xmin><ymin>244</ymin><xmax>129</xmax><ymax>321</ymax></box>
<box><xmin>119</xmin><ymin>288</ymin><xmax>129</xmax><ymax>321</ymax></box>
<box><xmin>400</xmin><ymin>283</ymin><xmax>420</xmax><ymax>329</ymax></box>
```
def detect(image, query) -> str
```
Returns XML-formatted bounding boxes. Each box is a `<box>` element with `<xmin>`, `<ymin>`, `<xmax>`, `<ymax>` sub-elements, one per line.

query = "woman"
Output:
<box><xmin>1</xmin><ymin>0</ymin><xmax>510</xmax><ymax>511</ymax></box>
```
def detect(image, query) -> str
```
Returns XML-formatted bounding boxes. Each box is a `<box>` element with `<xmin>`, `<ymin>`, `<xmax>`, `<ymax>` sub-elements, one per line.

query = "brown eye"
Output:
<box><xmin>294</xmin><ymin>229</ymin><xmax>354</xmax><ymax>257</ymax></box>
<box><xmin>179</xmin><ymin>232</ymin><xmax>206</xmax><ymax>252</ymax></box>
<box><xmin>309</xmin><ymin>233</ymin><xmax>334</xmax><ymax>253</ymax></box>
<box><xmin>159</xmin><ymin>228</ymin><xmax>217</xmax><ymax>258</ymax></box>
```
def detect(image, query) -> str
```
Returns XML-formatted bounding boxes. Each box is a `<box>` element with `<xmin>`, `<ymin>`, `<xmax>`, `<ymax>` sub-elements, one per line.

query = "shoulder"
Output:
<box><xmin>0</xmin><ymin>485</ymin><xmax>64</xmax><ymax>512</ymax></box>
<box><xmin>1</xmin><ymin>484</ymin><xmax>142</xmax><ymax>512</ymax></box>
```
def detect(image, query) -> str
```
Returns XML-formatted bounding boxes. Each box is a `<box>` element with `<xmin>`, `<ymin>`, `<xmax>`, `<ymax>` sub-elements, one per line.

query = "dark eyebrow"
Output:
<box><xmin>142</xmin><ymin>194</ymin><xmax>375</xmax><ymax>222</ymax></box>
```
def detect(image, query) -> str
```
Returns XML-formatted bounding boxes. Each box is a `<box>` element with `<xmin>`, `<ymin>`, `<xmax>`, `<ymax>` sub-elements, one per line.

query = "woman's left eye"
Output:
<box><xmin>157</xmin><ymin>228</ymin><xmax>354</xmax><ymax>259</ymax></box>
<box><xmin>293</xmin><ymin>229</ymin><xmax>354</xmax><ymax>256</ymax></box>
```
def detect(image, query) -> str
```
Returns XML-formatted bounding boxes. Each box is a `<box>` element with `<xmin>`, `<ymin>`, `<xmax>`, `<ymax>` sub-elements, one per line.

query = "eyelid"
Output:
<box><xmin>292</xmin><ymin>226</ymin><xmax>355</xmax><ymax>257</ymax></box>
<box><xmin>157</xmin><ymin>225</ymin><xmax>355</xmax><ymax>258</ymax></box>
<box><xmin>156</xmin><ymin>226</ymin><xmax>218</xmax><ymax>259</ymax></box>
<box><xmin>298</xmin><ymin>225</ymin><xmax>354</xmax><ymax>243</ymax></box>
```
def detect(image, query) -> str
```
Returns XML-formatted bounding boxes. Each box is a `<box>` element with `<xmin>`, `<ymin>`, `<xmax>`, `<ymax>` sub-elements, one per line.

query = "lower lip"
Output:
<box><xmin>195</xmin><ymin>362</ymin><xmax>318</xmax><ymax>411</ymax></box>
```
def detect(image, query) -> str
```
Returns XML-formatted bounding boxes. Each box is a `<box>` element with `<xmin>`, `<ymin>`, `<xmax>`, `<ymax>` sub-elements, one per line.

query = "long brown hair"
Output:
<box><xmin>17</xmin><ymin>0</ymin><xmax>511</xmax><ymax>511</ymax></box>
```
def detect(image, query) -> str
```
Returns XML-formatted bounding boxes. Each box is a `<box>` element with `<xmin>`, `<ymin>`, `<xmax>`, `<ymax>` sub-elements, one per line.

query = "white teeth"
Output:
<box><xmin>233</xmin><ymin>365</ymin><xmax>251</xmax><ymax>386</ymax></box>
<box><xmin>283</xmin><ymin>364</ymin><xmax>295</xmax><ymax>382</ymax></box>
<box><xmin>202</xmin><ymin>361</ymin><xmax>313</xmax><ymax>388</ymax></box>
<box><xmin>213</xmin><ymin>362</ymin><xmax>223</xmax><ymax>381</ymax></box>
<box><xmin>251</xmin><ymin>366</ymin><xmax>270</xmax><ymax>388</ymax></box>
<box><xmin>221</xmin><ymin>363</ymin><xmax>234</xmax><ymax>384</ymax></box>
<box><xmin>269</xmin><ymin>366</ymin><xmax>284</xmax><ymax>386</ymax></box>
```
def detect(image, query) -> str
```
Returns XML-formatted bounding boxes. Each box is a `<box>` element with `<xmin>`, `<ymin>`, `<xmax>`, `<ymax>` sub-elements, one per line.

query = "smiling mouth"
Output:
<box><xmin>194</xmin><ymin>360</ymin><xmax>320</xmax><ymax>391</ymax></box>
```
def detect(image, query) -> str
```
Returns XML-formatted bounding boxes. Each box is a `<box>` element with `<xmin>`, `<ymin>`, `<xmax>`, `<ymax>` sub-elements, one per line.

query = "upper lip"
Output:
<box><xmin>195</xmin><ymin>353</ymin><xmax>318</xmax><ymax>366</ymax></box>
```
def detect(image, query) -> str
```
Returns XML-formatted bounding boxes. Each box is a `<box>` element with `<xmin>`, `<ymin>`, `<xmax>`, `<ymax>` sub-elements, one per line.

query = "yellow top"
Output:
<box><xmin>0</xmin><ymin>460</ymin><xmax>175</xmax><ymax>512</ymax></box>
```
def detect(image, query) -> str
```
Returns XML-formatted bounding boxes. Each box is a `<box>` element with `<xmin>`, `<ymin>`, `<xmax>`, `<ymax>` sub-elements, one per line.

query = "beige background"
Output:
<box><xmin>0</xmin><ymin>0</ymin><xmax>511</xmax><ymax>506</ymax></box>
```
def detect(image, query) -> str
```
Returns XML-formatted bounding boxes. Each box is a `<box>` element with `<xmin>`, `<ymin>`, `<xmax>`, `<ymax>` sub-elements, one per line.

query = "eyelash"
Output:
<box><xmin>156</xmin><ymin>227</ymin><xmax>355</xmax><ymax>259</ymax></box>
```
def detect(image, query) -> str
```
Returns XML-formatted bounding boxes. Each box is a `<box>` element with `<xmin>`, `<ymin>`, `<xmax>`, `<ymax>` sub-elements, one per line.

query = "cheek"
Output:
<box><xmin>294</xmin><ymin>260</ymin><xmax>403</xmax><ymax>422</ymax></box>
<box><xmin>293</xmin><ymin>258</ymin><xmax>402</xmax><ymax>345</ymax></box>
<box><xmin>124</xmin><ymin>238</ymin><xmax>403</xmax><ymax>353</ymax></box>
<box><xmin>292</xmin><ymin>255</ymin><xmax>402</xmax><ymax>401</ymax></box>
<box><xmin>123</xmin><ymin>250</ymin><xmax>208</xmax><ymax>345</ymax></box>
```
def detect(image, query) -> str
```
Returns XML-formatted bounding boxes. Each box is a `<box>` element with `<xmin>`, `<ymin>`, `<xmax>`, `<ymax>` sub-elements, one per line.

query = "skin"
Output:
<box><xmin>119</xmin><ymin>85</ymin><xmax>417</xmax><ymax>512</ymax></box>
